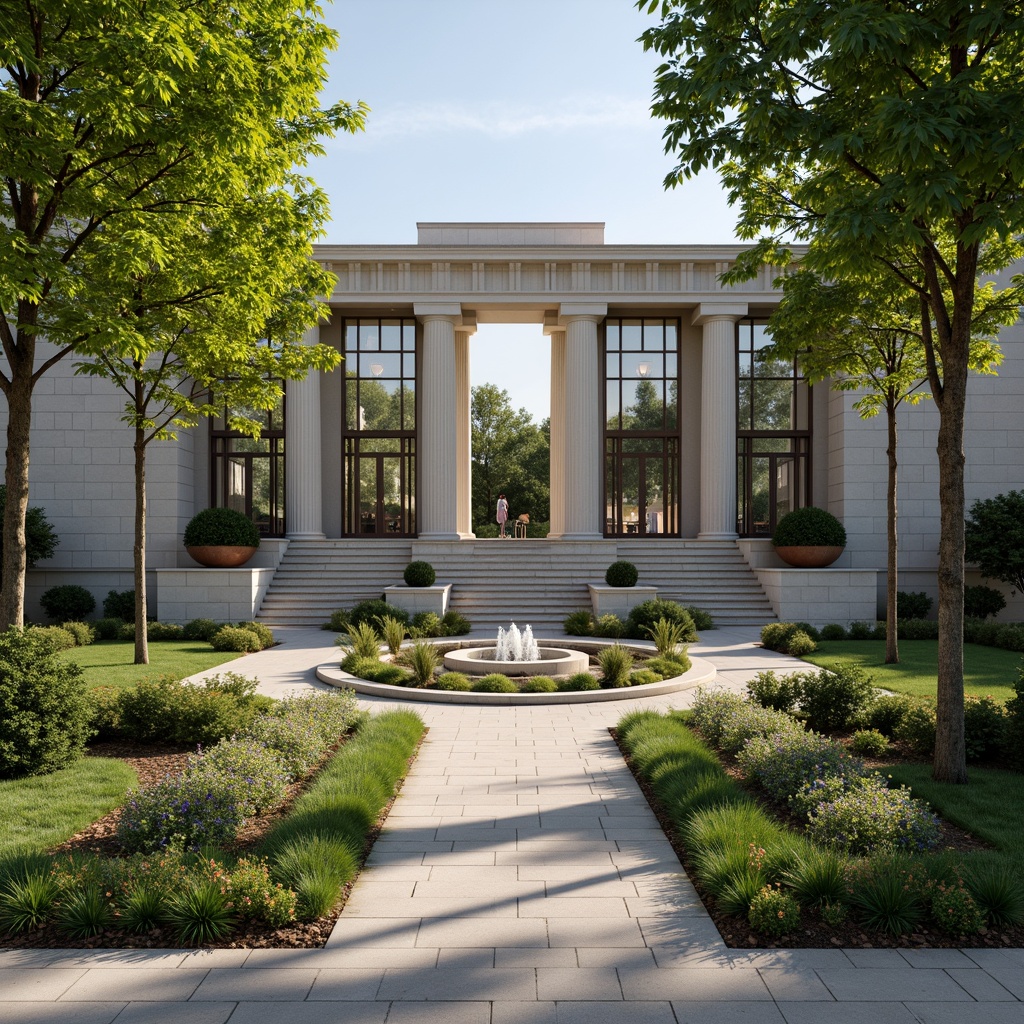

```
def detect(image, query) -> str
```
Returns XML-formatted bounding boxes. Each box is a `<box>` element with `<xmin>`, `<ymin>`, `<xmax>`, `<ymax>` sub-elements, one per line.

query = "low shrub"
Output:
<box><xmin>629</xmin><ymin>669</ymin><xmax>660</xmax><ymax>687</ymax></box>
<box><xmin>592</xmin><ymin>613</ymin><xmax>626</xmax><ymax>639</ymax></box>
<box><xmin>598</xmin><ymin>644</ymin><xmax>634</xmax><ymax>688</ymax></box>
<box><xmin>59</xmin><ymin>621</ymin><xmax>95</xmax><ymax>646</ymax></box>
<box><xmin>819</xmin><ymin>623</ymin><xmax>847</xmax><ymax>641</ymax></box>
<box><xmin>645</xmin><ymin>652</ymin><xmax>691</xmax><ymax>678</ymax></box>
<box><xmin>963</xmin><ymin>695</ymin><xmax>1006</xmax><ymax>763</ymax></box>
<box><xmin>1004</xmin><ymin>664</ymin><xmax>1024</xmax><ymax>771</ymax></box>
<box><xmin>563</xmin><ymin>610</ymin><xmax>594</xmax><ymax>636</ymax></box>
<box><xmin>247</xmin><ymin>715</ymin><xmax>325</xmax><ymax>777</ymax></box>
<box><xmin>40</xmin><ymin>585</ymin><xmax>96</xmax><ymax>623</ymax></box>
<box><xmin>362</xmin><ymin>662</ymin><xmax>413</xmax><ymax>686</ymax></box>
<box><xmin>92</xmin><ymin>617</ymin><xmax>125</xmax><ymax>641</ymax></box>
<box><xmin>866</xmin><ymin>693</ymin><xmax>916</xmax><ymax>737</ymax></box>
<box><xmin>146</xmin><ymin>621</ymin><xmax>184</xmax><ymax>642</ymax></box>
<box><xmin>737</xmin><ymin>729</ymin><xmax>863</xmax><ymax>805</ymax></box>
<box><xmin>326</xmin><ymin>609</ymin><xmax>350</xmax><ymax>633</ymax></box>
<box><xmin>964</xmin><ymin>618</ymin><xmax>1003</xmax><ymax>646</ymax></box>
<box><xmin>685</xmin><ymin>606</ymin><xmax>715</xmax><ymax>631</ymax></box>
<box><xmin>931</xmin><ymin>879</ymin><xmax>985</xmax><ymax>935</ymax></box>
<box><xmin>349</xmin><ymin>599</ymin><xmax>406</xmax><ymax>629</ymax></box>
<box><xmin>798</xmin><ymin>665</ymin><xmax>875</xmax><ymax>731</ymax></box>
<box><xmin>84</xmin><ymin>686</ymin><xmax>122</xmax><ymax>741</ymax></box>
<box><xmin>804</xmin><ymin>774</ymin><xmax>940</xmax><ymax>855</ymax></box>
<box><xmin>847</xmin><ymin>620</ymin><xmax>875</xmax><ymax>641</ymax></box>
<box><xmin>195</xmin><ymin>738</ymin><xmax>290</xmax><ymax>815</ymax></box>
<box><xmin>964</xmin><ymin>585</ymin><xmax>1006</xmax><ymax>620</ymax></box>
<box><xmin>182</xmin><ymin>618</ymin><xmax>220</xmax><ymax>642</ymax></box>
<box><xmin>0</xmin><ymin>627</ymin><xmax>91</xmax><ymax>779</ymax></box>
<box><xmin>235</xmin><ymin>621</ymin><xmax>275</xmax><ymax>650</ymax></box>
<box><xmin>897</xmin><ymin>591</ymin><xmax>933</xmax><ymax>620</ymax></box>
<box><xmin>626</xmin><ymin>600</ymin><xmax>697</xmax><ymax>642</ymax></box>
<box><xmin>225</xmin><ymin>857</ymin><xmax>297</xmax><ymax>927</ymax></box>
<box><xmin>408</xmin><ymin>612</ymin><xmax>443</xmax><ymax>638</ymax></box>
<box><xmin>691</xmin><ymin>689</ymin><xmax>800</xmax><ymax>754</ymax></box>
<box><xmin>894</xmin><ymin>702</ymin><xmax>937</xmax><ymax>756</ymax></box>
<box><xmin>745</xmin><ymin>670</ymin><xmax>802</xmax><ymax>714</ymax></box>
<box><xmin>103</xmin><ymin>589</ymin><xmax>136</xmax><ymax>622</ymax></box>
<box><xmin>183</xmin><ymin>507</ymin><xmax>259</xmax><ymax>548</ymax></box>
<box><xmin>899</xmin><ymin>618</ymin><xmax>939</xmax><ymax>640</ymax></box>
<box><xmin>994</xmin><ymin>625</ymin><xmax>1024</xmax><ymax>652</ymax></box>
<box><xmin>520</xmin><ymin>676</ymin><xmax>557</xmax><ymax>693</ymax></box>
<box><xmin>28</xmin><ymin>624</ymin><xmax>77</xmax><ymax>651</ymax></box>
<box><xmin>604</xmin><ymin>560</ymin><xmax>638</xmax><ymax>587</ymax></box>
<box><xmin>787</xmin><ymin>631</ymin><xmax>817</xmax><ymax>656</ymax></box>
<box><xmin>403</xmin><ymin>560</ymin><xmax>436</xmax><ymax>587</ymax></box>
<box><xmin>209</xmin><ymin>625</ymin><xmax>262</xmax><ymax>653</ymax></box>
<box><xmin>434</xmin><ymin>672</ymin><xmax>472</xmax><ymax>691</ymax></box>
<box><xmin>749</xmin><ymin>884</ymin><xmax>800</xmax><ymax>936</ymax></box>
<box><xmin>472</xmin><ymin>674</ymin><xmax>517</xmax><ymax>693</ymax></box>
<box><xmin>558</xmin><ymin>672</ymin><xmax>599</xmax><ymax>691</ymax></box>
<box><xmin>850</xmin><ymin>729</ymin><xmax>890</xmax><ymax>757</ymax></box>
<box><xmin>441</xmin><ymin>610</ymin><xmax>472</xmax><ymax>636</ymax></box>
<box><xmin>118</xmin><ymin>621</ymin><xmax>137</xmax><ymax>642</ymax></box>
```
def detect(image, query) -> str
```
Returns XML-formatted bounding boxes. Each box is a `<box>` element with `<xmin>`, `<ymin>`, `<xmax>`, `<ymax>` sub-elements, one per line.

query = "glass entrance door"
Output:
<box><xmin>605</xmin><ymin>441</ymin><xmax>678</xmax><ymax>536</ymax></box>
<box><xmin>344</xmin><ymin>440</ymin><xmax>415</xmax><ymax>536</ymax></box>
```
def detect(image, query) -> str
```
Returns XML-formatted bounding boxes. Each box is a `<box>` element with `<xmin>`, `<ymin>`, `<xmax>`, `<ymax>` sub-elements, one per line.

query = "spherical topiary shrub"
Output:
<box><xmin>39</xmin><ymin>584</ymin><xmax>96</xmax><ymax>622</ymax></box>
<box><xmin>772</xmin><ymin>506</ymin><xmax>847</xmax><ymax>548</ymax></box>
<box><xmin>183</xmin><ymin>507</ymin><xmax>260</xmax><ymax>548</ymax></box>
<box><xmin>403</xmin><ymin>561</ymin><xmax>436</xmax><ymax>587</ymax></box>
<box><xmin>604</xmin><ymin>560</ymin><xmax>639</xmax><ymax>588</ymax></box>
<box><xmin>0</xmin><ymin>627</ymin><xmax>91</xmax><ymax>778</ymax></box>
<box><xmin>472</xmin><ymin>673</ymin><xmax>518</xmax><ymax>693</ymax></box>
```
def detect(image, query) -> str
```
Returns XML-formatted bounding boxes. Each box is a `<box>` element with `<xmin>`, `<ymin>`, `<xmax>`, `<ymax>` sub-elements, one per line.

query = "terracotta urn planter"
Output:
<box><xmin>774</xmin><ymin>545</ymin><xmax>844</xmax><ymax>568</ymax></box>
<box><xmin>186</xmin><ymin>545</ymin><xmax>258</xmax><ymax>568</ymax></box>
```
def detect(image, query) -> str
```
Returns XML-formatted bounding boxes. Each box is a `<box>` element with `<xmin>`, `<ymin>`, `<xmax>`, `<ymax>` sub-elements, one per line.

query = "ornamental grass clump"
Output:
<box><xmin>337</xmin><ymin>621</ymin><xmax>382</xmax><ymax>661</ymax></box>
<box><xmin>406</xmin><ymin>641</ymin><xmax>440</xmax><ymax>686</ymax></box>
<box><xmin>598</xmin><ymin>644</ymin><xmax>634</xmax><ymax>688</ymax></box>
<box><xmin>644</xmin><ymin>615</ymin><xmax>688</xmax><ymax>657</ymax></box>
<box><xmin>376</xmin><ymin>615</ymin><xmax>408</xmax><ymax>656</ymax></box>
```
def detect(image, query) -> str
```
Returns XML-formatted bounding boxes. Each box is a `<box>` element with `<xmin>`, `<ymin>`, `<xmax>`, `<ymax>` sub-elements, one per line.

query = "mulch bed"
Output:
<box><xmin>612</xmin><ymin>727</ymin><xmax>1024</xmax><ymax>950</ymax></box>
<box><xmin>3</xmin><ymin>737</ymin><xmax>411</xmax><ymax>950</ymax></box>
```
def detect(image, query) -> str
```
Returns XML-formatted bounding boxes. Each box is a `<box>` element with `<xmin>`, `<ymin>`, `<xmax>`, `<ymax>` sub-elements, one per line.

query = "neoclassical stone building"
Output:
<box><xmin>6</xmin><ymin>222</ymin><xmax>1024</xmax><ymax>627</ymax></box>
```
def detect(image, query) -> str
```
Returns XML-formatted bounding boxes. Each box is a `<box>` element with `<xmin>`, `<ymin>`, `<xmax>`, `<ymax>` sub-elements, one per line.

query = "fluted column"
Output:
<box><xmin>285</xmin><ymin>324</ymin><xmax>325</xmax><ymax>538</ymax></box>
<box><xmin>693</xmin><ymin>303</ymin><xmax>746</xmax><ymax>539</ymax></box>
<box><xmin>416</xmin><ymin>304</ymin><xmax>461</xmax><ymax>539</ymax></box>
<box><xmin>544</xmin><ymin>318</ymin><xmax>567</xmax><ymax>538</ymax></box>
<box><xmin>560</xmin><ymin>304</ymin><xmax>606</xmax><ymax>539</ymax></box>
<box><xmin>455</xmin><ymin>318</ymin><xmax>476</xmax><ymax>538</ymax></box>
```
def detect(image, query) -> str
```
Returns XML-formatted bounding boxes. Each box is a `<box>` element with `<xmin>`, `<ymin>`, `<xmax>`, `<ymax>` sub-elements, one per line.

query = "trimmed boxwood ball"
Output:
<box><xmin>605</xmin><ymin>560</ymin><xmax>639</xmax><ymax>587</ymax></box>
<box><xmin>403</xmin><ymin>561</ymin><xmax>436</xmax><ymax>587</ymax></box>
<box><xmin>472</xmin><ymin>674</ymin><xmax>518</xmax><ymax>693</ymax></box>
<box><xmin>772</xmin><ymin>506</ymin><xmax>847</xmax><ymax>548</ymax></box>
<box><xmin>183</xmin><ymin>507</ymin><xmax>260</xmax><ymax>548</ymax></box>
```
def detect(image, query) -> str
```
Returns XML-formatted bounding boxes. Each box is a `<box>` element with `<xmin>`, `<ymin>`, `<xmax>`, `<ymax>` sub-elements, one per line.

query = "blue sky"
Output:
<box><xmin>310</xmin><ymin>0</ymin><xmax>738</xmax><ymax>420</ymax></box>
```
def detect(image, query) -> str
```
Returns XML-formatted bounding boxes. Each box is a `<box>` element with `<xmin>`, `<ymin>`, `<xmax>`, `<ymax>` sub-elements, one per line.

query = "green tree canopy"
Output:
<box><xmin>471</xmin><ymin>384</ymin><xmax>549</xmax><ymax>531</ymax></box>
<box><xmin>640</xmin><ymin>0</ymin><xmax>1024</xmax><ymax>783</ymax></box>
<box><xmin>0</xmin><ymin>0</ymin><xmax>366</xmax><ymax>627</ymax></box>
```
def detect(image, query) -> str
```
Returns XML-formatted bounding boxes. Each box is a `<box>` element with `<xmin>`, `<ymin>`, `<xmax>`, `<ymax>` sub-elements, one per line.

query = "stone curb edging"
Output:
<box><xmin>316</xmin><ymin>655</ymin><xmax>716</xmax><ymax>704</ymax></box>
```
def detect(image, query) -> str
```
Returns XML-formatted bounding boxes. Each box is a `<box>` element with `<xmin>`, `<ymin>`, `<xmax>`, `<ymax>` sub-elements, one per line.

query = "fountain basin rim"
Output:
<box><xmin>443</xmin><ymin>646</ymin><xmax>590</xmax><ymax>677</ymax></box>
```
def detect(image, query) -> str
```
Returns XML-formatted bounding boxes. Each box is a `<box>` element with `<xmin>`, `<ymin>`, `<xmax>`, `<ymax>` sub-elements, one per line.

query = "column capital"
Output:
<box><xmin>454</xmin><ymin>312</ymin><xmax>477</xmax><ymax>337</ymax></box>
<box><xmin>558</xmin><ymin>301</ymin><xmax>607</xmax><ymax>326</ymax></box>
<box><xmin>543</xmin><ymin>312</ymin><xmax>566</xmax><ymax>336</ymax></box>
<box><xmin>414</xmin><ymin>302</ymin><xmax>463</xmax><ymax>324</ymax></box>
<box><xmin>691</xmin><ymin>302</ymin><xmax>748</xmax><ymax>326</ymax></box>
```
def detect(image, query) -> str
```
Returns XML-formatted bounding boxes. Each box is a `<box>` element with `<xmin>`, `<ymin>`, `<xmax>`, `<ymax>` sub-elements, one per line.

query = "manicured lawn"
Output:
<box><xmin>63</xmin><ymin>640</ymin><xmax>242</xmax><ymax>690</ymax></box>
<box><xmin>801</xmin><ymin>639</ymin><xmax>1020</xmax><ymax>702</ymax></box>
<box><xmin>888</xmin><ymin>763</ymin><xmax>1024</xmax><ymax>862</ymax></box>
<box><xmin>0</xmin><ymin>758</ymin><xmax>138</xmax><ymax>857</ymax></box>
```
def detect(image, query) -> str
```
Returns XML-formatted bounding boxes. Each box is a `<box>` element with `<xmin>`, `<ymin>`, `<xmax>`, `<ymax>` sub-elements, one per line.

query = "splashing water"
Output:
<box><xmin>494</xmin><ymin>623</ymin><xmax>541</xmax><ymax>662</ymax></box>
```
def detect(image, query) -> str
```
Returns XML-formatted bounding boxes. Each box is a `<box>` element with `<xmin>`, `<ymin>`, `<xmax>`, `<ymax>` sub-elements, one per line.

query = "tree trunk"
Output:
<box><xmin>133</xmin><ymin>419</ymin><xmax>149</xmax><ymax>665</ymax></box>
<box><xmin>885</xmin><ymin>394</ymin><xmax>899</xmax><ymax>664</ymax></box>
<box><xmin>930</xmin><ymin>261</ymin><xmax>974</xmax><ymax>785</ymax></box>
<box><xmin>0</xmin><ymin>336</ymin><xmax>36</xmax><ymax>629</ymax></box>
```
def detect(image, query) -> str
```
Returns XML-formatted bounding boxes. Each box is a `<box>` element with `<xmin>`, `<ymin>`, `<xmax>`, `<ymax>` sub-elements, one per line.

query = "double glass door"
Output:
<box><xmin>605</xmin><ymin>439</ymin><xmax>679</xmax><ymax>536</ymax></box>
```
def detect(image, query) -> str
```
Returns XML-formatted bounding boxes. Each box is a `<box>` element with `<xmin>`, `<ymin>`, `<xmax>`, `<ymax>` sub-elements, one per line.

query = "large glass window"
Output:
<box><xmin>210</xmin><ymin>388</ymin><xmax>285</xmax><ymax>536</ymax></box>
<box><xmin>341</xmin><ymin>318</ymin><xmax>417</xmax><ymax>536</ymax></box>
<box><xmin>736</xmin><ymin>321</ymin><xmax>811</xmax><ymax>536</ymax></box>
<box><xmin>603</xmin><ymin>318</ymin><xmax>680</xmax><ymax>536</ymax></box>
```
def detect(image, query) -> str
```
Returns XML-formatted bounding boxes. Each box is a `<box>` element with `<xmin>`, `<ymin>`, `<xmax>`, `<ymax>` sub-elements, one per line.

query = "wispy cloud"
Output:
<box><xmin>361</xmin><ymin>95</ymin><xmax>651</xmax><ymax>140</ymax></box>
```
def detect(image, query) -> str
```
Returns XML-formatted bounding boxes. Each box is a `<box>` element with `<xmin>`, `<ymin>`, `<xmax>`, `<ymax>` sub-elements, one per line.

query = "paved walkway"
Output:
<box><xmin>2</xmin><ymin>628</ymin><xmax>1023</xmax><ymax>1022</ymax></box>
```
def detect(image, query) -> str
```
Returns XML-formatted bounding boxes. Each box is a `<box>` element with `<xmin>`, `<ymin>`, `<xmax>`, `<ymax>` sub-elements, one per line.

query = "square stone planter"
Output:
<box><xmin>384</xmin><ymin>583</ymin><xmax>452</xmax><ymax>618</ymax></box>
<box><xmin>588</xmin><ymin>583</ymin><xmax>658</xmax><ymax>620</ymax></box>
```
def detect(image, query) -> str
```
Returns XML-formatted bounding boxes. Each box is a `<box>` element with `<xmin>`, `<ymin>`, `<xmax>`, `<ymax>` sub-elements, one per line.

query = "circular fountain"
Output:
<box><xmin>442</xmin><ymin>623</ymin><xmax>590</xmax><ymax>677</ymax></box>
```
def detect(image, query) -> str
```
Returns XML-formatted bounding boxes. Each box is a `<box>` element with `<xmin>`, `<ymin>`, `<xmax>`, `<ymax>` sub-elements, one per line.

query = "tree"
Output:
<box><xmin>75</xmin><ymin>188</ymin><xmax>342</xmax><ymax>664</ymax></box>
<box><xmin>766</xmin><ymin>266</ymin><xmax>1004</xmax><ymax>664</ymax></box>
<box><xmin>0</xmin><ymin>0</ymin><xmax>366</xmax><ymax>628</ymax></box>
<box><xmin>640</xmin><ymin>0</ymin><xmax>1024</xmax><ymax>783</ymax></box>
<box><xmin>471</xmin><ymin>384</ymin><xmax>549</xmax><ymax>531</ymax></box>
<box><xmin>965</xmin><ymin>491</ymin><xmax>1024</xmax><ymax>597</ymax></box>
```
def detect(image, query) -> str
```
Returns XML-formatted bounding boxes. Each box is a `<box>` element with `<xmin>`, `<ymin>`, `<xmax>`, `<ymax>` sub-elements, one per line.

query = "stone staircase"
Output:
<box><xmin>614</xmin><ymin>538</ymin><xmax>776</xmax><ymax>626</ymax></box>
<box><xmin>256</xmin><ymin>536</ymin><xmax>774</xmax><ymax>630</ymax></box>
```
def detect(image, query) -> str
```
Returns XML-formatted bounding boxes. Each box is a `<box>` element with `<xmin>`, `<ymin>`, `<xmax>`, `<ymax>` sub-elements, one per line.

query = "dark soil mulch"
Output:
<box><xmin>612</xmin><ymin>727</ymin><xmax>1024</xmax><ymax>950</ymax></box>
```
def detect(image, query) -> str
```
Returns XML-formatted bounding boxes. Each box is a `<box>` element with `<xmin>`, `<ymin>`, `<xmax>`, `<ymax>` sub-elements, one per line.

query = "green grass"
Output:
<box><xmin>62</xmin><ymin>640</ymin><xmax>242</xmax><ymax>690</ymax></box>
<box><xmin>0</xmin><ymin>758</ymin><xmax>138</xmax><ymax>857</ymax></box>
<box><xmin>887</xmin><ymin>764</ymin><xmax>1024</xmax><ymax>860</ymax></box>
<box><xmin>801</xmin><ymin>640</ymin><xmax>1020</xmax><ymax>702</ymax></box>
